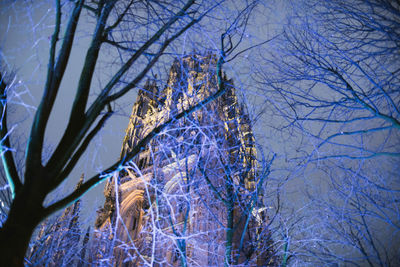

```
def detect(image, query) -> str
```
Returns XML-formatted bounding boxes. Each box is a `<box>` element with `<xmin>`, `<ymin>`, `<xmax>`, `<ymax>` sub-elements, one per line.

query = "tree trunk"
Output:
<box><xmin>0</xmin><ymin>185</ymin><xmax>45</xmax><ymax>266</ymax></box>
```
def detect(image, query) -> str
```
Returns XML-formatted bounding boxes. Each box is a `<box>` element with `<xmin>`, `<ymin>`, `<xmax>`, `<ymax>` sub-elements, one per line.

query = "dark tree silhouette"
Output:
<box><xmin>0</xmin><ymin>0</ymin><xmax>264</xmax><ymax>265</ymax></box>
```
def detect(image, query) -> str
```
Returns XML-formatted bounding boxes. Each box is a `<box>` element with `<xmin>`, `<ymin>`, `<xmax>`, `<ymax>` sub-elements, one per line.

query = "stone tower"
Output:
<box><xmin>94</xmin><ymin>54</ymin><xmax>275</xmax><ymax>266</ymax></box>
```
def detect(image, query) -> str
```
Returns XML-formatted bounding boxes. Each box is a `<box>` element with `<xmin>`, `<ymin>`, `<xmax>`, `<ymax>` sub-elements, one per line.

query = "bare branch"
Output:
<box><xmin>45</xmin><ymin>0</ymin><xmax>200</xmax><ymax>177</ymax></box>
<box><xmin>0</xmin><ymin>72</ymin><xmax>21</xmax><ymax>197</ymax></box>
<box><xmin>43</xmin><ymin>57</ymin><xmax>228</xmax><ymax>216</ymax></box>
<box><xmin>25</xmin><ymin>0</ymin><xmax>84</xmax><ymax>175</ymax></box>
<box><xmin>52</xmin><ymin>104</ymin><xmax>113</xmax><ymax>189</ymax></box>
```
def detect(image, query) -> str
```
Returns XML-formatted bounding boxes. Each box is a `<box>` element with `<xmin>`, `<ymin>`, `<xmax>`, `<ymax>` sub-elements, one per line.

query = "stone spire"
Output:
<box><xmin>94</xmin><ymin>54</ymin><xmax>276</xmax><ymax>266</ymax></box>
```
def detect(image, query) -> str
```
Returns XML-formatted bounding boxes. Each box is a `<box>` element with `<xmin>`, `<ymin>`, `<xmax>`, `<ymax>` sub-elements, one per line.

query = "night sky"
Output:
<box><xmin>0</xmin><ymin>0</ymin><xmax>398</xmax><ymax>265</ymax></box>
<box><xmin>0</xmin><ymin>1</ymin><xmax>283</xmax><ymax>224</ymax></box>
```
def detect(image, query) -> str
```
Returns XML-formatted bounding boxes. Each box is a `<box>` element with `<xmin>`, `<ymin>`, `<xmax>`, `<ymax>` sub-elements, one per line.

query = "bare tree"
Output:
<box><xmin>0</xmin><ymin>0</ymin><xmax>266</xmax><ymax>265</ymax></box>
<box><xmin>255</xmin><ymin>0</ymin><xmax>400</xmax><ymax>265</ymax></box>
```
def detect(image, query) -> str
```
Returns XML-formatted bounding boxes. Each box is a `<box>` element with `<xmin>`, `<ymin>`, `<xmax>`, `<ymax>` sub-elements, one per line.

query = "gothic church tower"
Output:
<box><xmin>94</xmin><ymin>54</ymin><xmax>275</xmax><ymax>266</ymax></box>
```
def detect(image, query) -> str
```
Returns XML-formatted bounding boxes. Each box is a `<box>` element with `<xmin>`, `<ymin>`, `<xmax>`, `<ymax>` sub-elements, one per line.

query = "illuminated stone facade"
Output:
<box><xmin>94</xmin><ymin>54</ymin><xmax>275</xmax><ymax>266</ymax></box>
